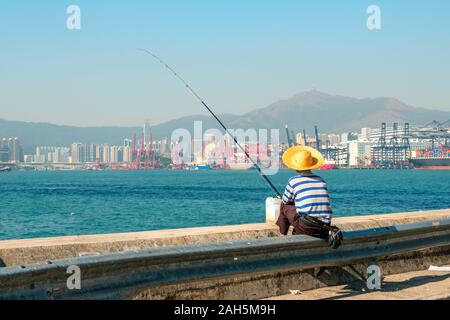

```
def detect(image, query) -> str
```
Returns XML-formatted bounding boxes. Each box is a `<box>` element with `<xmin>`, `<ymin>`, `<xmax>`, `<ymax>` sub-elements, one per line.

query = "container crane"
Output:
<box><xmin>285</xmin><ymin>125</ymin><xmax>294</xmax><ymax>147</ymax></box>
<box><xmin>314</xmin><ymin>126</ymin><xmax>320</xmax><ymax>150</ymax></box>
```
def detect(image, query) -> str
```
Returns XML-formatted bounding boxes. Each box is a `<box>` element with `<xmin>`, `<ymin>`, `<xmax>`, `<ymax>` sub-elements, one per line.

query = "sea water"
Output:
<box><xmin>0</xmin><ymin>169</ymin><xmax>449</xmax><ymax>240</ymax></box>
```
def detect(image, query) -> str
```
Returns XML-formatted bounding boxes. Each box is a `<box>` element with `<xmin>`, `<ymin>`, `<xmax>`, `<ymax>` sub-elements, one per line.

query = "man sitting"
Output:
<box><xmin>277</xmin><ymin>146</ymin><xmax>342</xmax><ymax>248</ymax></box>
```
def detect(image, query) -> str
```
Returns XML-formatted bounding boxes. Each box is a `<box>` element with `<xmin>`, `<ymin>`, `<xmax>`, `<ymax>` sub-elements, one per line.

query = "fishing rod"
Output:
<box><xmin>138</xmin><ymin>48</ymin><xmax>282</xmax><ymax>198</ymax></box>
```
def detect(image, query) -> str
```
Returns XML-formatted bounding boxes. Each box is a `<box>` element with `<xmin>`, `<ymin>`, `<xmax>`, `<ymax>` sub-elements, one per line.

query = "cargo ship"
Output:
<box><xmin>186</xmin><ymin>164</ymin><xmax>211</xmax><ymax>171</ymax></box>
<box><xmin>410</xmin><ymin>146</ymin><xmax>450</xmax><ymax>170</ymax></box>
<box><xmin>227</xmin><ymin>163</ymin><xmax>254</xmax><ymax>171</ymax></box>
<box><xmin>318</xmin><ymin>160</ymin><xmax>338</xmax><ymax>170</ymax></box>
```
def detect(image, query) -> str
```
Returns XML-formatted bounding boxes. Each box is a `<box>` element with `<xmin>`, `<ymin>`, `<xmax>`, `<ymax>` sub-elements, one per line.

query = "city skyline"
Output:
<box><xmin>1</xmin><ymin>1</ymin><xmax>450</xmax><ymax>127</ymax></box>
<box><xmin>1</xmin><ymin>121</ymin><xmax>447</xmax><ymax>170</ymax></box>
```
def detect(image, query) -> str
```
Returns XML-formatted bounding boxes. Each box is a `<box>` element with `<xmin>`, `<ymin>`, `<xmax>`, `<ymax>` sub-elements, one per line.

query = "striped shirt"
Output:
<box><xmin>282</xmin><ymin>171</ymin><xmax>332</xmax><ymax>224</ymax></box>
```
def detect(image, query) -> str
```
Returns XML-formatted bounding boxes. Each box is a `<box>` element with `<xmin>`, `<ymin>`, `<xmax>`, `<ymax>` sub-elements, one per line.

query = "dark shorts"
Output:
<box><xmin>276</xmin><ymin>202</ymin><xmax>330</xmax><ymax>239</ymax></box>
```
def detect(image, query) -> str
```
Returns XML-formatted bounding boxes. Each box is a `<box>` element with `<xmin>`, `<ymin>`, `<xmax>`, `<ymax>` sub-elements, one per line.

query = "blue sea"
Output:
<box><xmin>0</xmin><ymin>170</ymin><xmax>449</xmax><ymax>240</ymax></box>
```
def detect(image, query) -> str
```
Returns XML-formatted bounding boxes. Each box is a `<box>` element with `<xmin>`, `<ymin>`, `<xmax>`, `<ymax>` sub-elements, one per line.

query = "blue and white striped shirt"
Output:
<box><xmin>282</xmin><ymin>171</ymin><xmax>332</xmax><ymax>224</ymax></box>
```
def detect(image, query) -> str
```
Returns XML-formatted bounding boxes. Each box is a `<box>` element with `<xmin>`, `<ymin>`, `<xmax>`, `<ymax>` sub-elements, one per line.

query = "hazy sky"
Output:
<box><xmin>1</xmin><ymin>0</ymin><xmax>449</xmax><ymax>126</ymax></box>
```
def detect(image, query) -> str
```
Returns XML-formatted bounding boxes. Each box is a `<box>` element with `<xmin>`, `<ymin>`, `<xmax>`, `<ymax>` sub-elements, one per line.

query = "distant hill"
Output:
<box><xmin>0</xmin><ymin>119</ymin><xmax>141</xmax><ymax>153</ymax></box>
<box><xmin>0</xmin><ymin>115</ymin><xmax>237</xmax><ymax>153</ymax></box>
<box><xmin>227</xmin><ymin>90</ymin><xmax>450</xmax><ymax>134</ymax></box>
<box><xmin>1</xmin><ymin>90</ymin><xmax>449</xmax><ymax>152</ymax></box>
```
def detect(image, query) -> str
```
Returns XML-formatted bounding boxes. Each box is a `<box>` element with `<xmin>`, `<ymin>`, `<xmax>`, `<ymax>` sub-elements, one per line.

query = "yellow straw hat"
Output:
<box><xmin>282</xmin><ymin>146</ymin><xmax>324</xmax><ymax>171</ymax></box>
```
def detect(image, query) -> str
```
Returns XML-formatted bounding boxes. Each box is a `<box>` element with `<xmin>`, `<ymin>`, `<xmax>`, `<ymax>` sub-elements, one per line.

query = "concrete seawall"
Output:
<box><xmin>0</xmin><ymin>209</ymin><xmax>449</xmax><ymax>300</ymax></box>
<box><xmin>1</xmin><ymin>209</ymin><xmax>450</xmax><ymax>267</ymax></box>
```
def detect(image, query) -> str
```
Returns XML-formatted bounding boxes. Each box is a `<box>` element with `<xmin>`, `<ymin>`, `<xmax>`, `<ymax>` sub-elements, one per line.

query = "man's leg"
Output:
<box><xmin>294</xmin><ymin>215</ymin><xmax>330</xmax><ymax>239</ymax></box>
<box><xmin>276</xmin><ymin>202</ymin><xmax>298</xmax><ymax>236</ymax></box>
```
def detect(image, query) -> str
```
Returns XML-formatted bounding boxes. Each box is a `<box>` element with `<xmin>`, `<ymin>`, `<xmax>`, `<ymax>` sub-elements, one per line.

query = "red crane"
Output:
<box><xmin>150</xmin><ymin>128</ymin><xmax>156</xmax><ymax>169</ymax></box>
<box><xmin>129</xmin><ymin>124</ymin><xmax>157</xmax><ymax>170</ymax></box>
<box><xmin>137</xmin><ymin>130</ymin><xmax>145</xmax><ymax>170</ymax></box>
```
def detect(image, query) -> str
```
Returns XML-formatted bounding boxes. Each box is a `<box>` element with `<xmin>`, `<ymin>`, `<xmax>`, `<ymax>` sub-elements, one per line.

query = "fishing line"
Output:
<box><xmin>138</xmin><ymin>48</ymin><xmax>282</xmax><ymax>197</ymax></box>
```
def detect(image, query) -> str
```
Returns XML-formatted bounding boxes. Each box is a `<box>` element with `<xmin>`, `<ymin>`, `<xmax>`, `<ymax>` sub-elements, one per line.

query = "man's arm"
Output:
<box><xmin>282</xmin><ymin>181</ymin><xmax>295</xmax><ymax>205</ymax></box>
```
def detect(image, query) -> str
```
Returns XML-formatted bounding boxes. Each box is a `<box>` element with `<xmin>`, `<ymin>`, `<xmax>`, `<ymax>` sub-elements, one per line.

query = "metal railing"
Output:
<box><xmin>1</xmin><ymin>219</ymin><xmax>449</xmax><ymax>300</ymax></box>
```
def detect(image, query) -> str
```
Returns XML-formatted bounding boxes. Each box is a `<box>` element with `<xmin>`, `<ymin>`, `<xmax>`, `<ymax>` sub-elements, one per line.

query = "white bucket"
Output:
<box><xmin>266</xmin><ymin>197</ymin><xmax>282</xmax><ymax>224</ymax></box>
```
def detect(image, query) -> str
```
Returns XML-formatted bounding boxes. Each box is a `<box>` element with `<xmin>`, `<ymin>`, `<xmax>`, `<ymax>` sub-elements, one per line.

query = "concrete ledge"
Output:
<box><xmin>1</xmin><ymin>219</ymin><xmax>449</xmax><ymax>300</ymax></box>
<box><xmin>1</xmin><ymin>209</ymin><xmax>450</xmax><ymax>267</ymax></box>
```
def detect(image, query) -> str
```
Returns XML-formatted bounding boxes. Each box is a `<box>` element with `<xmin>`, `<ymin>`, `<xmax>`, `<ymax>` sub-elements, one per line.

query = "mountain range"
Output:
<box><xmin>1</xmin><ymin>90</ymin><xmax>449</xmax><ymax>152</ymax></box>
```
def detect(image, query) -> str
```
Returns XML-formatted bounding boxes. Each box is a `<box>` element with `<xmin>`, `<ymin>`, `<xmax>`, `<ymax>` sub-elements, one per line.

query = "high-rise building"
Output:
<box><xmin>117</xmin><ymin>147</ymin><xmax>125</xmax><ymax>163</ymax></box>
<box><xmin>48</xmin><ymin>147</ymin><xmax>70</xmax><ymax>163</ymax></box>
<box><xmin>122</xmin><ymin>146</ymin><xmax>131</xmax><ymax>162</ymax></box>
<box><xmin>0</xmin><ymin>137</ymin><xmax>23</xmax><ymax>163</ymax></box>
<box><xmin>109</xmin><ymin>146</ymin><xmax>119</xmax><ymax>163</ymax></box>
<box><xmin>124</xmin><ymin>139</ymin><xmax>132</xmax><ymax>147</ymax></box>
<box><xmin>9</xmin><ymin>138</ymin><xmax>22</xmax><ymax>162</ymax></box>
<box><xmin>71</xmin><ymin>143</ymin><xmax>85</xmax><ymax>163</ymax></box>
<box><xmin>159</xmin><ymin>138</ymin><xmax>169</xmax><ymax>156</ymax></box>
<box><xmin>95</xmin><ymin>145</ymin><xmax>102</xmax><ymax>162</ymax></box>
<box><xmin>360</xmin><ymin>128</ymin><xmax>372</xmax><ymax>141</ymax></box>
<box><xmin>0</xmin><ymin>138</ymin><xmax>9</xmax><ymax>162</ymax></box>
<box><xmin>295</xmin><ymin>133</ymin><xmax>305</xmax><ymax>146</ymax></box>
<box><xmin>369</xmin><ymin>125</ymin><xmax>411</xmax><ymax>141</ymax></box>
<box><xmin>348</xmin><ymin>141</ymin><xmax>373</xmax><ymax>167</ymax></box>
<box><xmin>35</xmin><ymin>146</ymin><xmax>58</xmax><ymax>163</ymax></box>
<box><xmin>101</xmin><ymin>145</ymin><xmax>110</xmax><ymax>163</ymax></box>
<box><xmin>341</xmin><ymin>133</ymin><xmax>349</xmax><ymax>144</ymax></box>
<box><xmin>86</xmin><ymin>144</ymin><xmax>98</xmax><ymax>162</ymax></box>
<box><xmin>327</xmin><ymin>134</ymin><xmax>341</xmax><ymax>146</ymax></box>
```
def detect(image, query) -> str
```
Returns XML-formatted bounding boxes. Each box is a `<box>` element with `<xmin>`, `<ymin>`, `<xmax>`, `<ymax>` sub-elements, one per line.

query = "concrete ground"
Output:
<box><xmin>2</xmin><ymin>209</ymin><xmax>449</xmax><ymax>267</ymax></box>
<box><xmin>267</xmin><ymin>267</ymin><xmax>450</xmax><ymax>300</ymax></box>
